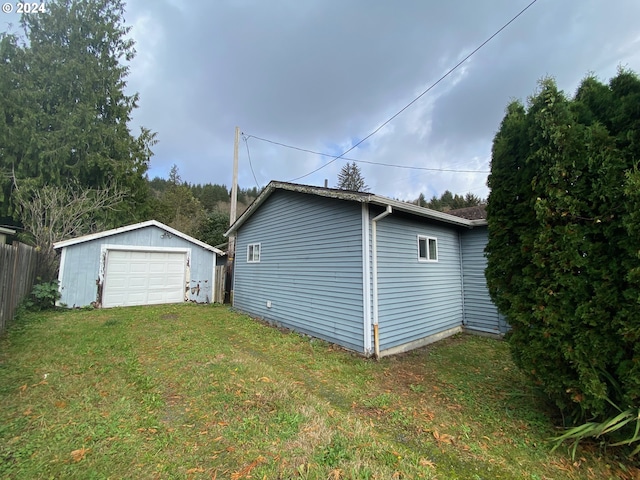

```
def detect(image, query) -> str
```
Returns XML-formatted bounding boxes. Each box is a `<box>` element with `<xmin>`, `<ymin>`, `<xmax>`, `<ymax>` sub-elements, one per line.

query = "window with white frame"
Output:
<box><xmin>418</xmin><ymin>235</ymin><xmax>438</xmax><ymax>262</ymax></box>
<box><xmin>247</xmin><ymin>243</ymin><xmax>261</xmax><ymax>263</ymax></box>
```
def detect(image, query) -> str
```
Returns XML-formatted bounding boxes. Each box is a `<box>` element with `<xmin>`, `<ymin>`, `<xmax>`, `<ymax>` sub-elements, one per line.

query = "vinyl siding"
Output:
<box><xmin>233</xmin><ymin>190</ymin><xmax>365</xmax><ymax>352</ymax></box>
<box><xmin>460</xmin><ymin>227</ymin><xmax>508</xmax><ymax>334</ymax></box>
<box><xmin>375</xmin><ymin>212</ymin><xmax>464</xmax><ymax>351</ymax></box>
<box><xmin>59</xmin><ymin>225</ymin><xmax>215</xmax><ymax>307</ymax></box>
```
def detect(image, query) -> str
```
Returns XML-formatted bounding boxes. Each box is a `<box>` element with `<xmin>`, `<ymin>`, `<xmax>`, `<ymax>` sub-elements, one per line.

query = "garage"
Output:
<box><xmin>54</xmin><ymin>220</ymin><xmax>224</xmax><ymax>308</ymax></box>
<box><xmin>102</xmin><ymin>249</ymin><xmax>187</xmax><ymax>307</ymax></box>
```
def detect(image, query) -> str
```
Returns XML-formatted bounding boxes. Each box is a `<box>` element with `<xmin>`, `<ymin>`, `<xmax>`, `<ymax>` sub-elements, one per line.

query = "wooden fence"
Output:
<box><xmin>0</xmin><ymin>243</ymin><xmax>40</xmax><ymax>333</ymax></box>
<box><xmin>214</xmin><ymin>265</ymin><xmax>227</xmax><ymax>304</ymax></box>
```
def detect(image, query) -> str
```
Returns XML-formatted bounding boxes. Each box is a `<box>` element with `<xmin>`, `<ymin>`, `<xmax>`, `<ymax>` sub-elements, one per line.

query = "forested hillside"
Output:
<box><xmin>412</xmin><ymin>190</ymin><xmax>484</xmax><ymax>212</ymax></box>
<box><xmin>146</xmin><ymin>164</ymin><xmax>260</xmax><ymax>247</ymax></box>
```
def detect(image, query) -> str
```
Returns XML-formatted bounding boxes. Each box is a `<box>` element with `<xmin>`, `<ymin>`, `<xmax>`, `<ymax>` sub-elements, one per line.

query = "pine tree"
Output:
<box><xmin>336</xmin><ymin>162</ymin><xmax>369</xmax><ymax>192</ymax></box>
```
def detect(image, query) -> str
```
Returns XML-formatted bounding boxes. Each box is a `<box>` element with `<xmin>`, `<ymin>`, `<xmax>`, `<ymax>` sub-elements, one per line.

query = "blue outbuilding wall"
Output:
<box><xmin>58</xmin><ymin>224</ymin><xmax>216</xmax><ymax>307</ymax></box>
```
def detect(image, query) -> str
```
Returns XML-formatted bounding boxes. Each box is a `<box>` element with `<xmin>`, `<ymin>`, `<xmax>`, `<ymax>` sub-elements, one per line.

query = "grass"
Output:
<box><xmin>0</xmin><ymin>303</ymin><xmax>638</xmax><ymax>479</ymax></box>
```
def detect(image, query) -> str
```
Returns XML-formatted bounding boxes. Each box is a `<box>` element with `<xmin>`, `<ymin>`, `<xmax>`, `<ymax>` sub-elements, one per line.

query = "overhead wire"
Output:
<box><xmin>285</xmin><ymin>0</ymin><xmax>539</xmax><ymax>182</ymax></box>
<box><xmin>243</xmin><ymin>134</ymin><xmax>489</xmax><ymax>173</ymax></box>
<box><xmin>241</xmin><ymin>133</ymin><xmax>261</xmax><ymax>188</ymax></box>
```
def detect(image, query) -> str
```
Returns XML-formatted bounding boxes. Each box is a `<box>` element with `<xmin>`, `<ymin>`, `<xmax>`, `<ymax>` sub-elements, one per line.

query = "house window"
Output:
<box><xmin>247</xmin><ymin>243</ymin><xmax>261</xmax><ymax>263</ymax></box>
<box><xmin>418</xmin><ymin>236</ymin><xmax>438</xmax><ymax>262</ymax></box>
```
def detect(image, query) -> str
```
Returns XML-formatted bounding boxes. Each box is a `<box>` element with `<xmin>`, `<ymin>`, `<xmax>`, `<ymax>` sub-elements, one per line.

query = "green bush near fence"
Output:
<box><xmin>24</xmin><ymin>280</ymin><xmax>61</xmax><ymax>311</ymax></box>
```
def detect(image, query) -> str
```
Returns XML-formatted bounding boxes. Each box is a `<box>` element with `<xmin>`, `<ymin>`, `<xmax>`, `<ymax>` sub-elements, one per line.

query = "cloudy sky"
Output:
<box><xmin>71</xmin><ymin>1</ymin><xmax>640</xmax><ymax>200</ymax></box>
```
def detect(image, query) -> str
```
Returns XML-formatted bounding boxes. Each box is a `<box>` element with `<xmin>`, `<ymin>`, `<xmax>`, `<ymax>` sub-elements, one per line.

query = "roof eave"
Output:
<box><xmin>53</xmin><ymin>220</ymin><xmax>224</xmax><ymax>255</ymax></box>
<box><xmin>368</xmin><ymin>196</ymin><xmax>477</xmax><ymax>228</ymax></box>
<box><xmin>224</xmin><ymin>180</ymin><xmax>482</xmax><ymax>234</ymax></box>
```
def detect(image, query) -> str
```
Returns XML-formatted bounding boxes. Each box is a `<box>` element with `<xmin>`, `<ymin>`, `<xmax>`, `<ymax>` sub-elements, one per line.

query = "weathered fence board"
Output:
<box><xmin>0</xmin><ymin>243</ymin><xmax>40</xmax><ymax>333</ymax></box>
<box><xmin>214</xmin><ymin>265</ymin><xmax>226</xmax><ymax>304</ymax></box>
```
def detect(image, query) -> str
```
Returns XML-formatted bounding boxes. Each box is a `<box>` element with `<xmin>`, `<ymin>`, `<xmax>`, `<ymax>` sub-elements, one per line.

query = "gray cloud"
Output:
<box><xmin>121</xmin><ymin>0</ymin><xmax>640</xmax><ymax>201</ymax></box>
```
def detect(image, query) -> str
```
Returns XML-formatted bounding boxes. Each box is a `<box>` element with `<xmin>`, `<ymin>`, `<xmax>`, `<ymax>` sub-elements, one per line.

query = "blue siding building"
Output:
<box><xmin>226</xmin><ymin>182</ymin><xmax>505</xmax><ymax>357</ymax></box>
<box><xmin>54</xmin><ymin>220</ymin><xmax>224</xmax><ymax>308</ymax></box>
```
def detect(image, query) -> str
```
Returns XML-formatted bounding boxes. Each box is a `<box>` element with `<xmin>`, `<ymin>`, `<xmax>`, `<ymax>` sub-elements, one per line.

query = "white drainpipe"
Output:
<box><xmin>371</xmin><ymin>205</ymin><xmax>392</xmax><ymax>359</ymax></box>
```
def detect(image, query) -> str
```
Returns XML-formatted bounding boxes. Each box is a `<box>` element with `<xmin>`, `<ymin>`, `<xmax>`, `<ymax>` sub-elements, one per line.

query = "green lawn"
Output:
<box><xmin>0</xmin><ymin>304</ymin><xmax>637</xmax><ymax>479</ymax></box>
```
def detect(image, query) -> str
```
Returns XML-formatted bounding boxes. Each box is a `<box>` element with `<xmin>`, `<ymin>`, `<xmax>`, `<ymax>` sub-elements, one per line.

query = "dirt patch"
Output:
<box><xmin>160</xmin><ymin>313</ymin><xmax>179</xmax><ymax>321</ymax></box>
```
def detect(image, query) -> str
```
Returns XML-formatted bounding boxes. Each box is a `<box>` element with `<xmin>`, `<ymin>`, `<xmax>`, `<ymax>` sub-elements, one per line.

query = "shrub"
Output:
<box><xmin>486</xmin><ymin>70</ymin><xmax>640</xmax><ymax>452</ymax></box>
<box><xmin>25</xmin><ymin>280</ymin><xmax>61</xmax><ymax>311</ymax></box>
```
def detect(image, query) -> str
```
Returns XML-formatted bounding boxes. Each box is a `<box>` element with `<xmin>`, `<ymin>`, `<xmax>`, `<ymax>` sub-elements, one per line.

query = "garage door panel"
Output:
<box><xmin>149</xmin><ymin>265</ymin><xmax>166</xmax><ymax>275</ymax></box>
<box><xmin>131</xmin><ymin>264</ymin><xmax>150</xmax><ymax>275</ymax></box>
<box><xmin>166</xmin><ymin>276</ymin><xmax>184</xmax><ymax>287</ymax></box>
<box><xmin>106</xmin><ymin>263</ymin><xmax>128</xmax><ymax>274</ymax></box>
<box><xmin>148</xmin><ymin>290</ymin><xmax>182</xmax><ymax>303</ymax></box>
<box><xmin>127</xmin><ymin>292</ymin><xmax>147</xmax><ymax>304</ymax></box>
<box><xmin>102</xmin><ymin>249</ymin><xmax>187</xmax><ymax>308</ymax></box>
<box><xmin>166</xmin><ymin>263</ymin><xmax>184</xmax><ymax>275</ymax></box>
<box><xmin>129</xmin><ymin>276</ymin><xmax>149</xmax><ymax>289</ymax></box>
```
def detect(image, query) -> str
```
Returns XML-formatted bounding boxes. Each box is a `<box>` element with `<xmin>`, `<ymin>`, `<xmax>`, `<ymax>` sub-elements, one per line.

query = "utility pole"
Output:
<box><xmin>228</xmin><ymin>126</ymin><xmax>240</xmax><ymax>304</ymax></box>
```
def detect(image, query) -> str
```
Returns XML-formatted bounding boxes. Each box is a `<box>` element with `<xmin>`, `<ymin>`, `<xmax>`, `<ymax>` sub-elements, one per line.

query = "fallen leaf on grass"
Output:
<box><xmin>70</xmin><ymin>447</ymin><xmax>90</xmax><ymax>462</ymax></box>
<box><xmin>328</xmin><ymin>468</ymin><xmax>343</xmax><ymax>479</ymax></box>
<box><xmin>18</xmin><ymin>384</ymin><xmax>27</xmax><ymax>392</ymax></box>
<box><xmin>186</xmin><ymin>467</ymin><xmax>205</xmax><ymax>474</ymax></box>
<box><xmin>231</xmin><ymin>456</ymin><xmax>266</xmax><ymax>479</ymax></box>
<box><xmin>257</xmin><ymin>376</ymin><xmax>271</xmax><ymax>382</ymax></box>
<box><xmin>419</xmin><ymin>458</ymin><xmax>436</xmax><ymax>468</ymax></box>
<box><xmin>432</xmin><ymin>431</ymin><xmax>455</xmax><ymax>445</ymax></box>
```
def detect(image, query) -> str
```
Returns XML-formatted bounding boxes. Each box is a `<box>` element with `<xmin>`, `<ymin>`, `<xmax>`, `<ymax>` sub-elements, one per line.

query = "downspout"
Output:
<box><xmin>458</xmin><ymin>231</ymin><xmax>466</xmax><ymax>327</ymax></box>
<box><xmin>372</xmin><ymin>205</ymin><xmax>392</xmax><ymax>359</ymax></box>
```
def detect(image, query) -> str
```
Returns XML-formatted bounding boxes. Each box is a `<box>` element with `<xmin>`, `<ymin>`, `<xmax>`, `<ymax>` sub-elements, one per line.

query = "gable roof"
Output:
<box><xmin>225</xmin><ymin>181</ymin><xmax>487</xmax><ymax>237</ymax></box>
<box><xmin>53</xmin><ymin>220</ymin><xmax>225</xmax><ymax>255</ymax></box>
<box><xmin>447</xmin><ymin>204</ymin><xmax>487</xmax><ymax>220</ymax></box>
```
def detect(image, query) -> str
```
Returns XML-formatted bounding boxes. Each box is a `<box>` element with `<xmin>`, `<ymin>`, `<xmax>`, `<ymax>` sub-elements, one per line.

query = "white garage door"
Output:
<box><xmin>102</xmin><ymin>250</ymin><xmax>187</xmax><ymax>308</ymax></box>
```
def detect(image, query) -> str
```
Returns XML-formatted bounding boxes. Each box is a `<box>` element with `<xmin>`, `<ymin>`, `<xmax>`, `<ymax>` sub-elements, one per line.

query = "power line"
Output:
<box><xmin>243</xmin><ymin>133</ymin><xmax>489</xmax><ymax>173</ymax></box>
<box><xmin>287</xmin><ymin>0</ymin><xmax>538</xmax><ymax>182</ymax></box>
<box><xmin>241</xmin><ymin>134</ymin><xmax>260</xmax><ymax>188</ymax></box>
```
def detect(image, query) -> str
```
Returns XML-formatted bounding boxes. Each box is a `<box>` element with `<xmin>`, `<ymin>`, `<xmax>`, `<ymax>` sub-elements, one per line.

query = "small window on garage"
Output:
<box><xmin>247</xmin><ymin>243</ymin><xmax>261</xmax><ymax>263</ymax></box>
<box><xmin>418</xmin><ymin>236</ymin><xmax>438</xmax><ymax>262</ymax></box>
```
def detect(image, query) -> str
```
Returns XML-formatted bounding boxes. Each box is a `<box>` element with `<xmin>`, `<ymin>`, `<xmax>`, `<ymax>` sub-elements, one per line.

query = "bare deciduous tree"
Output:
<box><xmin>14</xmin><ymin>182</ymin><xmax>125</xmax><ymax>280</ymax></box>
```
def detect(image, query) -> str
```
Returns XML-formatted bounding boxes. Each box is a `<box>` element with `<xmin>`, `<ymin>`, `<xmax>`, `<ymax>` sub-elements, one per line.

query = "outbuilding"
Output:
<box><xmin>225</xmin><ymin>181</ymin><xmax>507</xmax><ymax>358</ymax></box>
<box><xmin>54</xmin><ymin>220</ymin><xmax>224</xmax><ymax>308</ymax></box>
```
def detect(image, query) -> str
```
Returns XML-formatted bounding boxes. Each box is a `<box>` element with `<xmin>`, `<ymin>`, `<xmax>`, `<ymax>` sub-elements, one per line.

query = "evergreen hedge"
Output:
<box><xmin>486</xmin><ymin>70</ymin><xmax>640</xmax><ymax>424</ymax></box>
